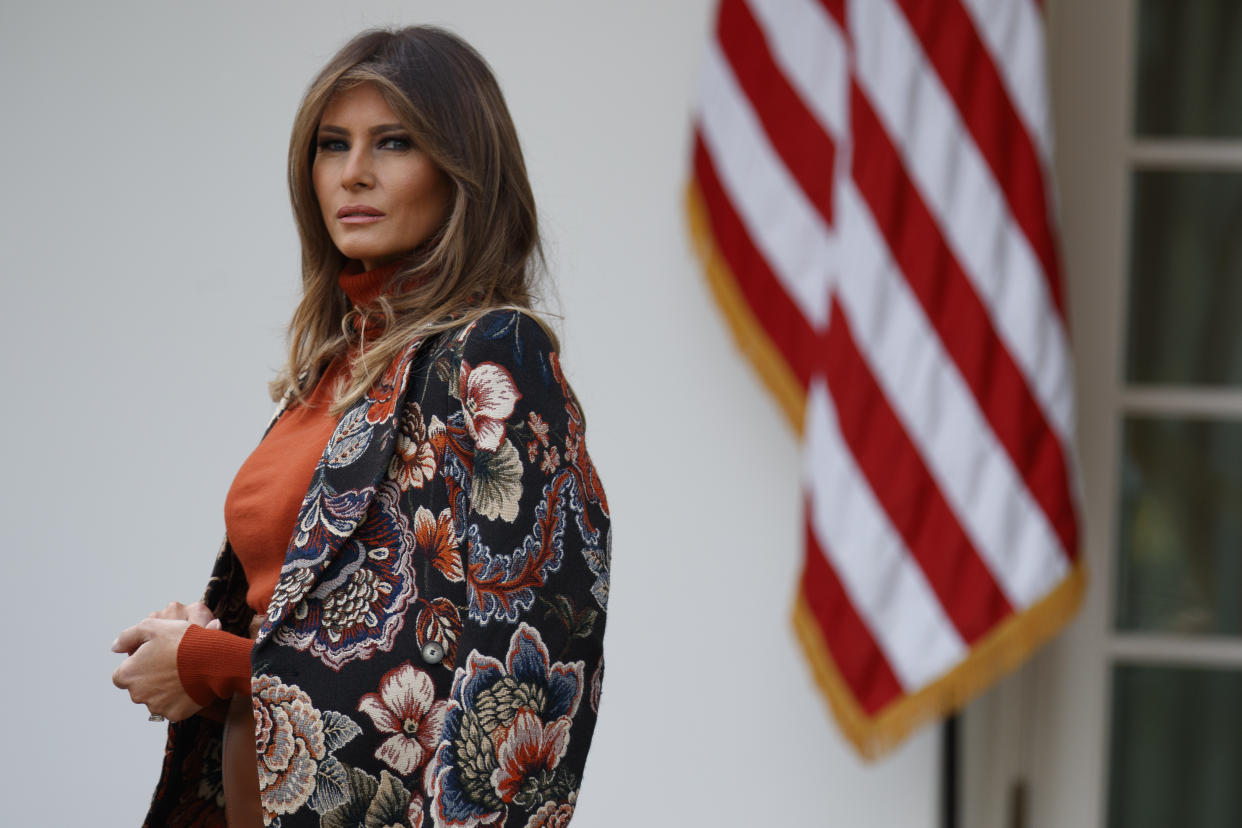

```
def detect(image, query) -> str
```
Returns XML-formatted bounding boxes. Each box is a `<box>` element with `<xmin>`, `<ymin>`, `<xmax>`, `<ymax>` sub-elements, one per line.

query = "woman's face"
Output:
<box><xmin>313</xmin><ymin>82</ymin><xmax>450</xmax><ymax>271</ymax></box>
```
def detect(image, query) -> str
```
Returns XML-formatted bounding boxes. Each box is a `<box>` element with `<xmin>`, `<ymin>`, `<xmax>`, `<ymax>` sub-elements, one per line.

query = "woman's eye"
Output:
<box><xmin>316</xmin><ymin>138</ymin><xmax>348</xmax><ymax>153</ymax></box>
<box><xmin>378</xmin><ymin>136</ymin><xmax>413</xmax><ymax>151</ymax></box>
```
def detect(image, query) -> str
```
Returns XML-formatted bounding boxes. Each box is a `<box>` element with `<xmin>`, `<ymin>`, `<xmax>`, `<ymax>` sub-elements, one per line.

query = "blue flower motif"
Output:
<box><xmin>428</xmin><ymin>624</ymin><xmax>583</xmax><ymax>826</ymax></box>
<box><xmin>275</xmin><ymin>480</ymin><xmax>418</xmax><ymax>670</ymax></box>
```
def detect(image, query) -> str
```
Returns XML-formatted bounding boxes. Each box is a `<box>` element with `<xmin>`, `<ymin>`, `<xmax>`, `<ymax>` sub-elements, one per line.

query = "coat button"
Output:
<box><xmin>421</xmin><ymin>641</ymin><xmax>445</xmax><ymax>665</ymax></box>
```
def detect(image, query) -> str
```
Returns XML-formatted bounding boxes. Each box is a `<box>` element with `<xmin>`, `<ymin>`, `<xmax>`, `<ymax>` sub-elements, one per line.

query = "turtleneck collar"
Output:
<box><xmin>338</xmin><ymin>261</ymin><xmax>402</xmax><ymax>308</ymax></box>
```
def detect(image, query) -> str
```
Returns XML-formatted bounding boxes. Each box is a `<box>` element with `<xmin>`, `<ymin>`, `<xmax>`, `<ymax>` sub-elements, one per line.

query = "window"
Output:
<box><xmin>1108</xmin><ymin>2</ymin><xmax>1242</xmax><ymax>825</ymax></box>
<box><xmin>964</xmin><ymin>3</ymin><xmax>1242</xmax><ymax>826</ymax></box>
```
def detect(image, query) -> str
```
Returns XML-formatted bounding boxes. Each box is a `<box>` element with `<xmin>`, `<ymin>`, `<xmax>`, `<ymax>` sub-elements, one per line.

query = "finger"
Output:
<box><xmin>206</xmin><ymin>619</ymin><xmax>222</xmax><ymax>631</ymax></box>
<box><xmin>111</xmin><ymin>620</ymin><xmax>154</xmax><ymax>654</ymax></box>
<box><xmin>112</xmin><ymin>628</ymin><xmax>138</xmax><ymax>654</ymax></box>
<box><xmin>152</xmin><ymin>601</ymin><xmax>187</xmax><ymax>621</ymax></box>
<box><xmin>186</xmin><ymin>602</ymin><xmax>214</xmax><ymax>627</ymax></box>
<box><xmin>111</xmin><ymin>627</ymin><xmax>144</xmax><ymax>654</ymax></box>
<box><xmin>112</xmin><ymin>660</ymin><xmax>132</xmax><ymax>690</ymax></box>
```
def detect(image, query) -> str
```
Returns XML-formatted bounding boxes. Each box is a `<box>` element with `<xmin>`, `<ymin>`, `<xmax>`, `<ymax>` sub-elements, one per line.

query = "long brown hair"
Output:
<box><xmin>275</xmin><ymin>26</ymin><xmax>550</xmax><ymax>413</ymax></box>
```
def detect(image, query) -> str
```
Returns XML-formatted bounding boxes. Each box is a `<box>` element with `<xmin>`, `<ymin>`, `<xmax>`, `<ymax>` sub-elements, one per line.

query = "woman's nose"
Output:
<box><xmin>342</xmin><ymin>148</ymin><xmax>375</xmax><ymax>189</ymax></box>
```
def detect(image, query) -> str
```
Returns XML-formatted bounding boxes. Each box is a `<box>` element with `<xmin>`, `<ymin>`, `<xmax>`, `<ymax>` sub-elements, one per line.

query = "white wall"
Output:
<box><xmin>0</xmin><ymin>2</ymin><xmax>939</xmax><ymax>824</ymax></box>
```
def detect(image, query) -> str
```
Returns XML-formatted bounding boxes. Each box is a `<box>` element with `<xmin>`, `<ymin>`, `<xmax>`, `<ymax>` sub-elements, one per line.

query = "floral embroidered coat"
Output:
<box><xmin>144</xmin><ymin>310</ymin><xmax>610</xmax><ymax>828</ymax></box>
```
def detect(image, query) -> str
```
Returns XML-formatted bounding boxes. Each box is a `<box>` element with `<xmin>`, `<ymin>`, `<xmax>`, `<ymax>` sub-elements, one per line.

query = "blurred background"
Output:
<box><xmin>0</xmin><ymin>1</ymin><xmax>1238</xmax><ymax>826</ymax></box>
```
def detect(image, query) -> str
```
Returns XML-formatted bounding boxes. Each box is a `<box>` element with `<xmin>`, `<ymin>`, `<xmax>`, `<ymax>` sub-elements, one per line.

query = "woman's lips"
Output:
<box><xmin>338</xmin><ymin>205</ymin><xmax>385</xmax><ymax>224</ymax></box>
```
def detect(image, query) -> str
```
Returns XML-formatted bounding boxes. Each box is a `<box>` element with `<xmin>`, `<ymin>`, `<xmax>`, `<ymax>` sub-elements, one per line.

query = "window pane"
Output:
<box><xmin>1125</xmin><ymin>171</ymin><xmax>1242</xmax><ymax>386</ymax></box>
<box><xmin>1135</xmin><ymin>0</ymin><xmax>1242</xmax><ymax>137</ymax></box>
<box><xmin>1109</xmin><ymin>664</ymin><xmax>1242</xmax><ymax>828</ymax></box>
<box><xmin>1116</xmin><ymin>417</ymin><xmax>1242</xmax><ymax>635</ymax></box>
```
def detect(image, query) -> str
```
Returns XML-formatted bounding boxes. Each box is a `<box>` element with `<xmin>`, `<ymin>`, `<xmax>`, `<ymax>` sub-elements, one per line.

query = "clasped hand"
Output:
<box><xmin>111</xmin><ymin>601</ymin><xmax>221</xmax><ymax>722</ymax></box>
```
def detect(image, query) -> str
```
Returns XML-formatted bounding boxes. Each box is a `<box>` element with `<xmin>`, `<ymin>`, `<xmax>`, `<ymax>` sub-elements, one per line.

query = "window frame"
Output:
<box><xmin>963</xmin><ymin>2</ymin><xmax>1242</xmax><ymax>826</ymax></box>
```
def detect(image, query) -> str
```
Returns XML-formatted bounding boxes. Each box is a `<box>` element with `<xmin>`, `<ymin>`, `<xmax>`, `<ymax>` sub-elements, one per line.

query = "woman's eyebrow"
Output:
<box><xmin>316</xmin><ymin>123</ymin><xmax>406</xmax><ymax>136</ymax></box>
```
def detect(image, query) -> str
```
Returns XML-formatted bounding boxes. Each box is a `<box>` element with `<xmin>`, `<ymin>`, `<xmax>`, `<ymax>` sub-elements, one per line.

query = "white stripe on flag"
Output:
<box><xmin>958</xmin><ymin>0</ymin><xmax>1052</xmax><ymax>162</ymax></box>
<box><xmin>697</xmin><ymin>39</ymin><xmax>835</xmax><ymax>328</ymax></box>
<box><xmin>805</xmin><ymin>381</ymin><xmax>966</xmax><ymax>689</ymax></box>
<box><xmin>744</xmin><ymin>0</ymin><xmax>849</xmax><ymax>141</ymax></box>
<box><xmin>848</xmin><ymin>0</ymin><xmax>1074</xmax><ymax>451</ymax></box>
<box><xmin>837</xmin><ymin>181</ymin><xmax>1070</xmax><ymax>608</ymax></box>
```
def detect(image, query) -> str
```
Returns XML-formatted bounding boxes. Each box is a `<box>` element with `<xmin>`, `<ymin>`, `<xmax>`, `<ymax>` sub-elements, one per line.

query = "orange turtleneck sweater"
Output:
<box><xmin>176</xmin><ymin>262</ymin><xmax>401</xmax><ymax>706</ymax></box>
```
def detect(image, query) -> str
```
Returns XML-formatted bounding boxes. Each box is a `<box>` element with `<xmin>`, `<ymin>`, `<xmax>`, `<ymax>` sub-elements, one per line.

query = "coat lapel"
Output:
<box><xmin>254</xmin><ymin>337</ymin><xmax>425</xmax><ymax>646</ymax></box>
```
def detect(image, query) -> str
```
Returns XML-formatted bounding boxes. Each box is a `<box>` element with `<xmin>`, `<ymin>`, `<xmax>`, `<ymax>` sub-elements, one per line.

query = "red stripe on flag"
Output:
<box><xmin>822</xmin><ymin>296</ymin><xmax>1014</xmax><ymax>642</ymax></box>
<box><xmin>692</xmin><ymin>131</ymin><xmax>819</xmax><ymax>392</ymax></box>
<box><xmin>894</xmin><ymin>0</ymin><xmax>1065</xmax><ymax>318</ymax></box>
<box><xmin>814</xmin><ymin>0</ymin><xmax>846</xmax><ymax>27</ymax></box>
<box><xmin>717</xmin><ymin>0</ymin><xmax>837</xmax><ymax>227</ymax></box>
<box><xmin>802</xmin><ymin>509</ymin><xmax>903</xmax><ymax>715</ymax></box>
<box><xmin>849</xmin><ymin>84</ymin><xmax>1079</xmax><ymax>561</ymax></box>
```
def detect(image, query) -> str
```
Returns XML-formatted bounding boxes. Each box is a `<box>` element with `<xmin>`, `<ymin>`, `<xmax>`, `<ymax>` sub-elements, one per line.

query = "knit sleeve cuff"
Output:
<box><xmin>176</xmin><ymin>624</ymin><xmax>255</xmax><ymax>707</ymax></box>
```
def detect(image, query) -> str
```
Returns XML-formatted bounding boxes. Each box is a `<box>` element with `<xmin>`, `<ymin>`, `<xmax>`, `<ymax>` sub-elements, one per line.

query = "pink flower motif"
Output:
<box><xmin>408</xmin><ymin>795</ymin><xmax>426</xmax><ymax>827</ymax></box>
<box><xmin>389</xmin><ymin>403</ymin><xmax>438</xmax><ymax>491</ymax></box>
<box><xmin>252</xmin><ymin>676</ymin><xmax>327</xmax><ymax>821</ymax></box>
<box><xmin>526</xmin><ymin>792</ymin><xmax>577</xmax><ymax>828</ymax></box>
<box><xmin>460</xmin><ymin>361</ymin><xmax>520</xmax><ymax>452</ymax></box>
<box><xmin>490</xmin><ymin>710</ymin><xmax>571</xmax><ymax>804</ymax></box>
<box><xmin>357</xmin><ymin>662</ymin><xmax>451</xmax><ymax>777</ymax></box>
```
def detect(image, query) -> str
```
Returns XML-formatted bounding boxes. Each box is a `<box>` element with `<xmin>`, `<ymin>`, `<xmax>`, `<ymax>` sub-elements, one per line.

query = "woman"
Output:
<box><xmin>111</xmin><ymin>26</ymin><xmax>610</xmax><ymax>828</ymax></box>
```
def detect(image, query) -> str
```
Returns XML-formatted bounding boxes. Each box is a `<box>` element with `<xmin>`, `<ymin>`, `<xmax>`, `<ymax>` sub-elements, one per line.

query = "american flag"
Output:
<box><xmin>687</xmin><ymin>0</ymin><xmax>1084</xmax><ymax>757</ymax></box>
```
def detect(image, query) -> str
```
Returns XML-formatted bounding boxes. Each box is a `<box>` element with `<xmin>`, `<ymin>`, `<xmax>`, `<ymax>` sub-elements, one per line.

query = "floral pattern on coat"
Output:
<box><xmin>428</xmin><ymin>624</ymin><xmax>582</xmax><ymax>827</ymax></box>
<box><xmin>357</xmin><ymin>661</ymin><xmax>450</xmax><ymax>777</ymax></box>
<box><xmin>253</xmin><ymin>675</ymin><xmax>362</xmax><ymax>822</ymax></box>
<box><xmin>274</xmin><ymin>479</ymin><xmax>420</xmax><ymax>670</ymax></box>
<box><xmin>144</xmin><ymin>310</ymin><xmax>609</xmax><ymax>828</ymax></box>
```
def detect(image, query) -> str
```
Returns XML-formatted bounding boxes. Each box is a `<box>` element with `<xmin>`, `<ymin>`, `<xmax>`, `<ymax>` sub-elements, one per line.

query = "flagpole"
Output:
<box><xmin>940</xmin><ymin>713</ymin><xmax>959</xmax><ymax>828</ymax></box>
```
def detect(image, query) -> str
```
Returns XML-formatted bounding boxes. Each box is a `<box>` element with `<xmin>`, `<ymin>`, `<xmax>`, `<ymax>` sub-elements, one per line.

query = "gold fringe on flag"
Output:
<box><xmin>684</xmin><ymin>179</ymin><xmax>806</xmax><ymax>433</ymax></box>
<box><xmin>794</xmin><ymin>563</ymin><xmax>1085</xmax><ymax>759</ymax></box>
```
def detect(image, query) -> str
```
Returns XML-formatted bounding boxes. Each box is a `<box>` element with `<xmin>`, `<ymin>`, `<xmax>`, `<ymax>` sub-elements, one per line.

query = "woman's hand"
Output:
<box><xmin>111</xmin><ymin>602</ymin><xmax>222</xmax><ymax>721</ymax></box>
<box><xmin>146</xmin><ymin>600</ymin><xmax>220</xmax><ymax>629</ymax></box>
